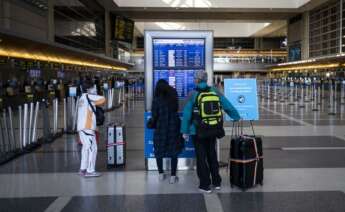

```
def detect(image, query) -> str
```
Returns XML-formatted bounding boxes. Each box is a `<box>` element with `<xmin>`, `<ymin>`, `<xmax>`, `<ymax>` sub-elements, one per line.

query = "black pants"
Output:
<box><xmin>156</xmin><ymin>157</ymin><xmax>178</xmax><ymax>176</ymax></box>
<box><xmin>192</xmin><ymin>136</ymin><xmax>221</xmax><ymax>189</ymax></box>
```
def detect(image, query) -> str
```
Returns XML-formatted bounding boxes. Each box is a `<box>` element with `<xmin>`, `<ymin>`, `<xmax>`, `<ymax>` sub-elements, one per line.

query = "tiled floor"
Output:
<box><xmin>2</xmin><ymin>92</ymin><xmax>345</xmax><ymax>212</ymax></box>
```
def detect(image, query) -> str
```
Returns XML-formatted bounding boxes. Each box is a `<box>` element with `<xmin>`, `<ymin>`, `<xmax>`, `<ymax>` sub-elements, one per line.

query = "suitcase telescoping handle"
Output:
<box><xmin>231</xmin><ymin>120</ymin><xmax>256</xmax><ymax>138</ymax></box>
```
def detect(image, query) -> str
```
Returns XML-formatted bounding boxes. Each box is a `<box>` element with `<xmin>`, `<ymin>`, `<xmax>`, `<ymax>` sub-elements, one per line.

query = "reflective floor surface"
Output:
<box><xmin>1</xmin><ymin>95</ymin><xmax>345</xmax><ymax>212</ymax></box>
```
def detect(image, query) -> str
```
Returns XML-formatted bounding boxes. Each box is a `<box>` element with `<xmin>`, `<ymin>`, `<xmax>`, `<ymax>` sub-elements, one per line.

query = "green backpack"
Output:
<box><xmin>193</xmin><ymin>87</ymin><xmax>225</xmax><ymax>139</ymax></box>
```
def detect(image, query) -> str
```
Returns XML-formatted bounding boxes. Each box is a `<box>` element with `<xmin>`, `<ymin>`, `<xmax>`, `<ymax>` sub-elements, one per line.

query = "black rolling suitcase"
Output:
<box><xmin>229</xmin><ymin>122</ymin><xmax>263</xmax><ymax>190</ymax></box>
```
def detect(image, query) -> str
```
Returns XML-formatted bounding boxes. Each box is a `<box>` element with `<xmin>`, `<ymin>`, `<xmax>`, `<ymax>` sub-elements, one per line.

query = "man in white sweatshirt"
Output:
<box><xmin>77</xmin><ymin>78</ymin><xmax>105</xmax><ymax>177</ymax></box>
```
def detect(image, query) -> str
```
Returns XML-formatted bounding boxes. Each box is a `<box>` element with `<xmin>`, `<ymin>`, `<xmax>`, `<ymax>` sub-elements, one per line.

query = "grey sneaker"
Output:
<box><xmin>159</xmin><ymin>173</ymin><xmax>166</xmax><ymax>181</ymax></box>
<box><xmin>78</xmin><ymin>169</ymin><xmax>86</xmax><ymax>177</ymax></box>
<box><xmin>169</xmin><ymin>176</ymin><xmax>179</xmax><ymax>184</ymax></box>
<box><xmin>84</xmin><ymin>172</ymin><xmax>102</xmax><ymax>178</ymax></box>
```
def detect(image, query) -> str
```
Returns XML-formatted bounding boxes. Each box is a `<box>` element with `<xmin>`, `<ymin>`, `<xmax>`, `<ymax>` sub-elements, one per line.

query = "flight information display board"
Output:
<box><xmin>153</xmin><ymin>39</ymin><xmax>205</xmax><ymax>98</ymax></box>
<box><xmin>153</xmin><ymin>39</ymin><xmax>205</xmax><ymax>70</ymax></box>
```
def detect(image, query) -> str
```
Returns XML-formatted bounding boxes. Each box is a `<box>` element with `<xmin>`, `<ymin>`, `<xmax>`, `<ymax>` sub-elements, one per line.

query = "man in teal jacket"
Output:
<box><xmin>181</xmin><ymin>71</ymin><xmax>240</xmax><ymax>193</ymax></box>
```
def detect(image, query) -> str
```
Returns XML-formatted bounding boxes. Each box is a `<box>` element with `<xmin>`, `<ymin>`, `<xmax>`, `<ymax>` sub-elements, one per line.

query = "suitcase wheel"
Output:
<box><xmin>260</xmin><ymin>182</ymin><xmax>263</xmax><ymax>186</ymax></box>
<box><xmin>230</xmin><ymin>184</ymin><xmax>234</xmax><ymax>188</ymax></box>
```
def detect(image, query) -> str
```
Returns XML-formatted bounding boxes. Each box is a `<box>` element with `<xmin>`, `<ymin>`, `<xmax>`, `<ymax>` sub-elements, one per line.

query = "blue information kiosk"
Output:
<box><xmin>144</xmin><ymin>31</ymin><xmax>214</xmax><ymax>170</ymax></box>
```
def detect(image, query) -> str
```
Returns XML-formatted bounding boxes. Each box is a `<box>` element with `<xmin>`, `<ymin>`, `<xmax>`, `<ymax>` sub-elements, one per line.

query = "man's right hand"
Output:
<box><xmin>182</xmin><ymin>134</ymin><xmax>189</xmax><ymax>140</ymax></box>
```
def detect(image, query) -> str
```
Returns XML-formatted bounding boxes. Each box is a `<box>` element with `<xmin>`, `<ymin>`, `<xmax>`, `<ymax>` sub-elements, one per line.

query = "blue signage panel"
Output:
<box><xmin>224</xmin><ymin>79</ymin><xmax>259</xmax><ymax>121</ymax></box>
<box><xmin>144</xmin><ymin>112</ymin><xmax>195</xmax><ymax>158</ymax></box>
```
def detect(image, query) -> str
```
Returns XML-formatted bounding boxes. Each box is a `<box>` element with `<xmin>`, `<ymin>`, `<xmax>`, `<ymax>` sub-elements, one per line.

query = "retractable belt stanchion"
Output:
<box><xmin>0</xmin><ymin>110</ymin><xmax>8</xmax><ymax>163</ymax></box>
<box><xmin>317</xmin><ymin>83</ymin><xmax>321</xmax><ymax>105</ymax></box>
<box><xmin>22</xmin><ymin>103</ymin><xmax>28</xmax><ymax>149</ymax></box>
<box><xmin>273</xmin><ymin>84</ymin><xmax>277</xmax><ymax>101</ymax></box>
<box><xmin>0</xmin><ymin>112</ymin><xmax>5</xmax><ymax>158</ymax></box>
<box><xmin>63</xmin><ymin>98</ymin><xmax>67</xmax><ymax>132</ymax></box>
<box><xmin>8</xmin><ymin>107</ymin><xmax>16</xmax><ymax>152</ymax></box>
<box><xmin>294</xmin><ymin>84</ymin><xmax>298</xmax><ymax>101</ymax></box>
<box><xmin>31</xmin><ymin>101</ymin><xmax>39</xmax><ymax>146</ymax></box>
<box><xmin>299</xmin><ymin>84</ymin><xmax>305</xmax><ymax>108</ymax></box>
<box><xmin>305</xmin><ymin>85</ymin><xmax>310</xmax><ymax>103</ymax></box>
<box><xmin>328</xmin><ymin>83</ymin><xmax>336</xmax><ymax>115</ymax></box>
<box><xmin>312</xmin><ymin>83</ymin><xmax>319</xmax><ymax>111</ymax></box>
<box><xmin>341</xmin><ymin>83</ymin><xmax>345</xmax><ymax>105</ymax></box>
<box><xmin>28</xmin><ymin>102</ymin><xmax>34</xmax><ymax>147</ymax></box>
<box><xmin>2</xmin><ymin>109</ymin><xmax>9</xmax><ymax>153</ymax></box>
<box><xmin>66</xmin><ymin>97</ymin><xmax>78</xmax><ymax>134</ymax></box>
<box><xmin>289</xmin><ymin>83</ymin><xmax>294</xmax><ymax>105</ymax></box>
<box><xmin>42</xmin><ymin>100</ymin><xmax>52</xmax><ymax>143</ymax></box>
<box><xmin>53</xmin><ymin>98</ymin><xmax>58</xmax><ymax>135</ymax></box>
<box><xmin>18</xmin><ymin>105</ymin><xmax>23</xmax><ymax>150</ymax></box>
<box><xmin>72</xmin><ymin>97</ymin><xmax>79</xmax><ymax>133</ymax></box>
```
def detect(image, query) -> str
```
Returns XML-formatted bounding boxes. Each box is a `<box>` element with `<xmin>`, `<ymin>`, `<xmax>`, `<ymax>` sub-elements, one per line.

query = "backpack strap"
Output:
<box><xmin>194</xmin><ymin>86</ymin><xmax>211</xmax><ymax>109</ymax></box>
<box><xmin>86</xmin><ymin>94</ymin><xmax>96</xmax><ymax>114</ymax></box>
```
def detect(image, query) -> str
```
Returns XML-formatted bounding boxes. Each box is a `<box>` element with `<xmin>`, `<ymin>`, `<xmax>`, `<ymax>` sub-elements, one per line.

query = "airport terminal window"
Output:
<box><xmin>54</xmin><ymin>0</ymin><xmax>105</xmax><ymax>54</ymax></box>
<box><xmin>310</xmin><ymin>0</ymin><xmax>340</xmax><ymax>57</ymax></box>
<box><xmin>214</xmin><ymin>38</ymin><xmax>254</xmax><ymax>49</ymax></box>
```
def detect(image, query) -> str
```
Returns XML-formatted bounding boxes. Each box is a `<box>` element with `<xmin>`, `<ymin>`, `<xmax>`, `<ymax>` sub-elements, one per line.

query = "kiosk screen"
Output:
<box><xmin>152</xmin><ymin>39</ymin><xmax>205</xmax><ymax>98</ymax></box>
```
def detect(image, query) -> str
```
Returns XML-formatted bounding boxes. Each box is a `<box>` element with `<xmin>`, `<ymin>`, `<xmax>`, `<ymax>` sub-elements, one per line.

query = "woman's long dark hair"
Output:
<box><xmin>154</xmin><ymin>79</ymin><xmax>178</xmax><ymax>112</ymax></box>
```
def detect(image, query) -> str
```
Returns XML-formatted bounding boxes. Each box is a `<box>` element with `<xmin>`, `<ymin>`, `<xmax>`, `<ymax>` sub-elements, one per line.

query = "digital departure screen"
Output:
<box><xmin>153</xmin><ymin>39</ymin><xmax>205</xmax><ymax>98</ymax></box>
<box><xmin>153</xmin><ymin>39</ymin><xmax>205</xmax><ymax>70</ymax></box>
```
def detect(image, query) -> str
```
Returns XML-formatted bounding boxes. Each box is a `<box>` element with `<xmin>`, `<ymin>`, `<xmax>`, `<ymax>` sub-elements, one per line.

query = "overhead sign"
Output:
<box><xmin>113</xmin><ymin>16</ymin><xmax>134</xmax><ymax>43</ymax></box>
<box><xmin>224</xmin><ymin>78</ymin><xmax>259</xmax><ymax>121</ymax></box>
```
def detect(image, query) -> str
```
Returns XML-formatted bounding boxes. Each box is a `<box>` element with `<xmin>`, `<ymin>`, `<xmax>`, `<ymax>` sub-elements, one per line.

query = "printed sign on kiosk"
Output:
<box><xmin>224</xmin><ymin>79</ymin><xmax>259</xmax><ymax>121</ymax></box>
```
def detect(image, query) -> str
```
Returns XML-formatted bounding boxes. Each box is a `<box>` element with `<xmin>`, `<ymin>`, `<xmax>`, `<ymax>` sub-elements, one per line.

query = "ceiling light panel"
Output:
<box><xmin>113</xmin><ymin>0</ymin><xmax>310</xmax><ymax>8</ymax></box>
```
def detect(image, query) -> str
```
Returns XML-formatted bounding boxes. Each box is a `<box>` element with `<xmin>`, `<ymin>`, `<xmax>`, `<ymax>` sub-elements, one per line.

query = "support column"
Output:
<box><xmin>47</xmin><ymin>0</ymin><xmax>55</xmax><ymax>42</ymax></box>
<box><xmin>105</xmin><ymin>9</ymin><xmax>112</xmax><ymax>57</ymax></box>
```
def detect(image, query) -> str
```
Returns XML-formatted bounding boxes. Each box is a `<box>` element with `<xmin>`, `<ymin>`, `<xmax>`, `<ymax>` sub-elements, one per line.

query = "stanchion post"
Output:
<box><xmin>28</xmin><ymin>102</ymin><xmax>34</xmax><ymax>145</ymax></box>
<box><xmin>23</xmin><ymin>104</ymin><xmax>28</xmax><ymax>148</ymax></box>
<box><xmin>63</xmin><ymin>98</ymin><xmax>67</xmax><ymax>132</ymax></box>
<box><xmin>8</xmin><ymin>107</ymin><xmax>15</xmax><ymax>151</ymax></box>
<box><xmin>0</xmin><ymin>114</ymin><xmax>4</xmax><ymax>155</ymax></box>
<box><xmin>18</xmin><ymin>106</ymin><xmax>23</xmax><ymax>150</ymax></box>
<box><xmin>32</xmin><ymin>102</ymin><xmax>39</xmax><ymax>144</ymax></box>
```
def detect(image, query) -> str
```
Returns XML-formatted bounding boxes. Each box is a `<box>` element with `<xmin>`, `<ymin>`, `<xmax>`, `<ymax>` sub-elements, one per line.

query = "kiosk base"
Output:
<box><xmin>145</xmin><ymin>158</ymin><xmax>196</xmax><ymax>171</ymax></box>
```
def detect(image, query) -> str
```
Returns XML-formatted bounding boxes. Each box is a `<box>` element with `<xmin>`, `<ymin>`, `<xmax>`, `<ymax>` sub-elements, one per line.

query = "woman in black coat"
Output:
<box><xmin>151</xmin><ymin>79</ymin><xmax>184</xmax><ymax>184</ymax></box>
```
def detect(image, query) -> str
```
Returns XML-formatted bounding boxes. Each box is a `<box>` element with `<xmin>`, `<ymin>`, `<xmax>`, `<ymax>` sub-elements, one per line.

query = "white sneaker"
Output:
<box><xmin>159</xmin><ymin>173</ymin><xmax>166</xmax><ymax>181</ymax></box>
<box><xmin>199</xmin><ymin>188</ymin><xmax>212</xmax><ymax>194</ymax></box>
<box><xmin>214</xmin><ymin>186</ymin><xmax>221</xmax><ymax>190</ymax></box>
<box><xmin>84</xmin><ymin>172</ymin><xmax>102</xmax><ymax>178</ymax></box>
<box><xmin>169</xmin><ymin>176</ymin><xmax>179</xmax><ymax>184</ymax></box>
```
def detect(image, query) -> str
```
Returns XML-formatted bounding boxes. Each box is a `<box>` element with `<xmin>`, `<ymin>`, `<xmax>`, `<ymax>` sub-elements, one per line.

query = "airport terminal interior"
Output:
<box><xmin>2</xmin><ymin>0</ymin><xmax>345</xmax><ymax>211</ymax></box>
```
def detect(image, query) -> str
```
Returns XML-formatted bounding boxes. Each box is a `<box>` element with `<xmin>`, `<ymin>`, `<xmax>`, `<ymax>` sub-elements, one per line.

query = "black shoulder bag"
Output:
<box><xmin>86</xmin><ymin>95</ymin><xmax>105</xmax><ymax>126</ymax></box>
